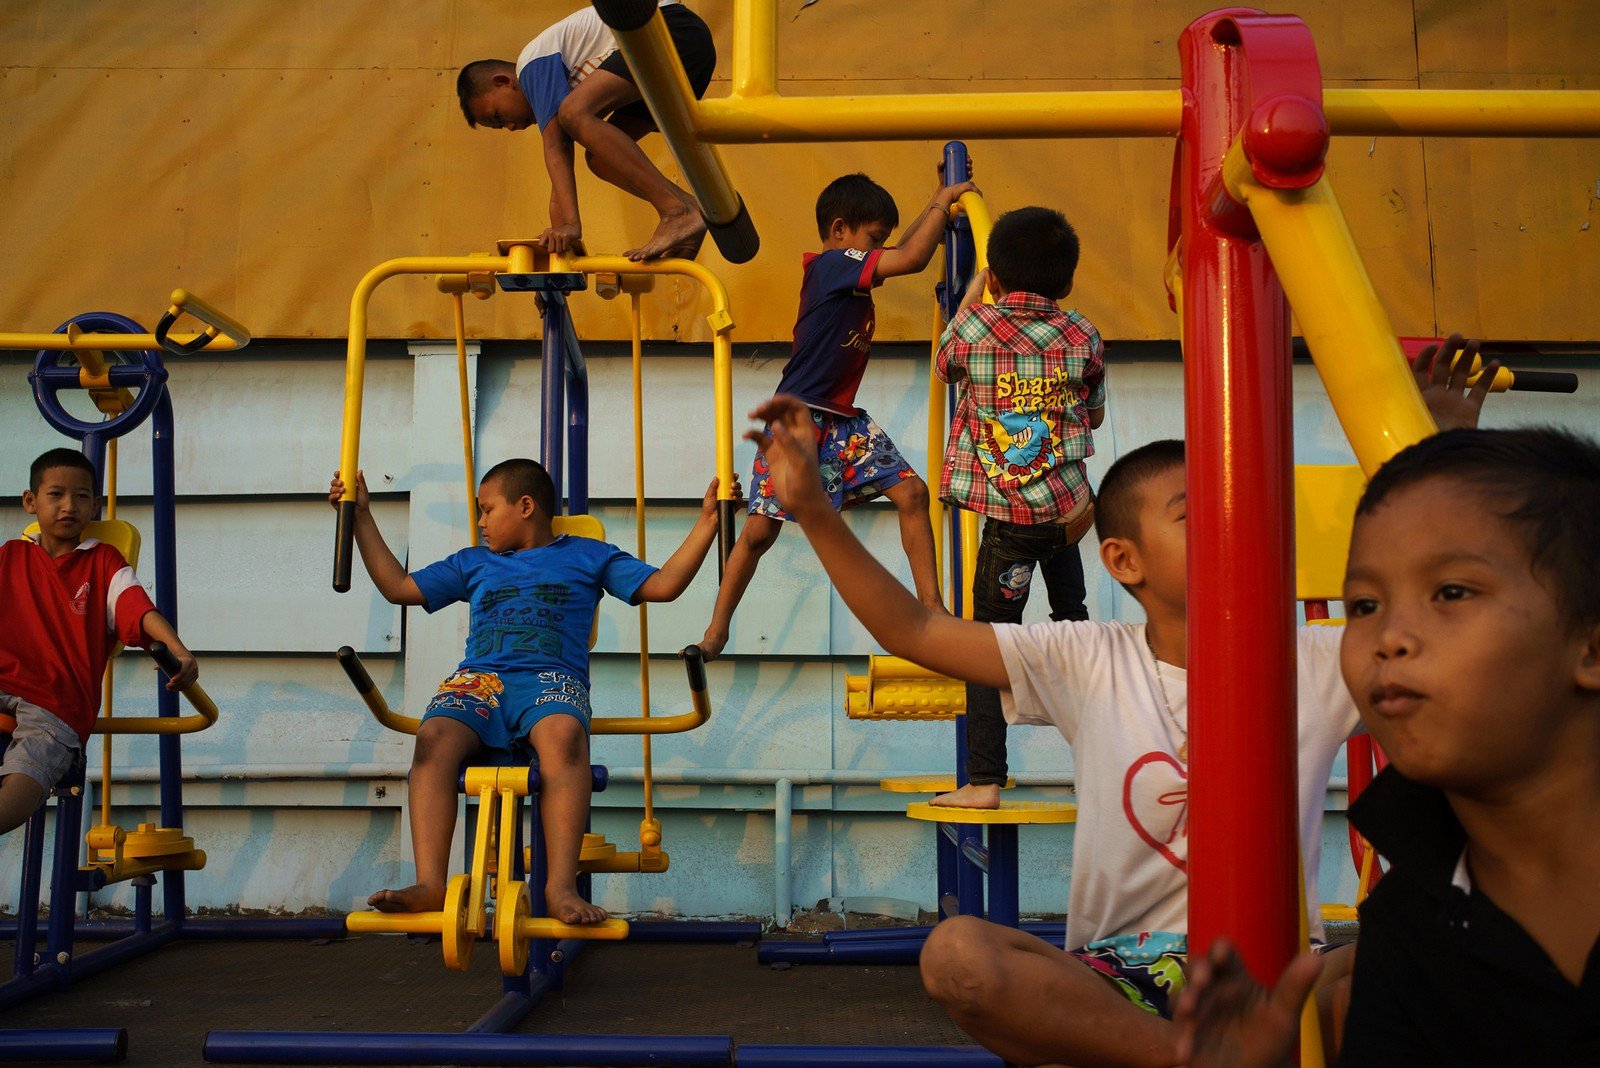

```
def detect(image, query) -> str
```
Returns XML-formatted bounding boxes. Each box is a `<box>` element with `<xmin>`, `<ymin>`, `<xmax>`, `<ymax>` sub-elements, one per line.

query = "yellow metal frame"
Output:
<box><xmin>347</xmin><ymin>767</ymin><xmax>628</xmax><ymax>973</ymax></box>
<box><xmin>338</xmin><ymin>245</ymin><xmax>736</xmax><ymax>526</ymax></box>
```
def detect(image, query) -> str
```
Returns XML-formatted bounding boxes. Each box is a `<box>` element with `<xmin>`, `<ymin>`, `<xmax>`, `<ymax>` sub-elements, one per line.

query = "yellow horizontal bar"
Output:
<box><xmin>1323</xmin><ymin>88</ymin><xmax>1600</xmax><ymax>137</ymax></box>
<box><xmin>516</xmin><ymin>916</ymin><xmax>630</xmax><ymax>941</ymax></box>
<box><xmin>346</xmin><ymin>910</ymin><xmax>443</xmax><ymax>935</ymax></box>
<box><xmin>0</xmin><ymin>333</ymin><xmax>244</xmax><ymax>352</ymax></box>
<box><xmin>579</xmin><ymin>850</ymin><xmax>670</xmax><ymax>874</ymax></box>
<box><xmin>695</xmin><ymin>90</ymin><xmax>1180</xmax><ymax>143</ymax></box>
<box><xmin>94</xmin><ymin>682</ymin><xmax>219</xmax><ymax>735</ymax></box>
<box><xmin>687</xmin><ymin>87</ymin><xmax>1598</xmax><ymax>144</ymax></box>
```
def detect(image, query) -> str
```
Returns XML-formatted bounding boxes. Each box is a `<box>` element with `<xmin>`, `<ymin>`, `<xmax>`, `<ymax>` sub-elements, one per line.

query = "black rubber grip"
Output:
<box><xmin>717</xmin><ymin>499</ymin><xmax>737</xmax><ymax>580</ymax></box>
<box><xmin>333</xmin><ymin>500</ymin><xmax>355</xmax><ymax>593</ymax></box>
<box><xmin>154</xmin><ymin>309</ymin><xmax>215</xmax><ymax>356</ymax></box>
<box><xmin>680</xmin><ymin>645</ymin><xmax>708</xmax><ymax>692</ymax></box>
<box><xmin>1508</xmin><ymin>369</ymin><xmax>1579</xmax><ymax>394</ymax></box>
<box><xmin>590</xmin><ymin>0</ymin><xmax>659</xmax><ymax>32</ymax></box>
<box><xmin>336</xmin><ymin>646</ymin><xmax>375</xmax><ymax>696</ymax></box>
<box><xmin>149</xmin><ymin>642</ymin><xmax>182</xmax><ymax>676</ymax></box>
<box><xmin>707</xmin><ymin>197</ymin><xmax>759</xmax><ymax>265</ymax></box>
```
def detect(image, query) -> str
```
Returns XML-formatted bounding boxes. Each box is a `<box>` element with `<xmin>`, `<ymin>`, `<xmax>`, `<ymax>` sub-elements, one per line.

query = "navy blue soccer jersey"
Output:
<box><xmin>773</xmin><ymin>247</ymin><xmax>884</xmax><ymax>416</ymax></box>
<box><xmin>411</xmin><ymin>535</ymin><xmax>656</xmax><ymax>686</ymax></box>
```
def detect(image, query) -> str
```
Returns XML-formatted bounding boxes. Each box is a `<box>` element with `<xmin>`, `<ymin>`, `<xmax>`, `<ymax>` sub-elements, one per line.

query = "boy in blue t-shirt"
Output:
<box><xmin>695</xmin><ymin>170</ymin><xmax>977</xmax><ymax>661</ymax></box>
<box><xmin>332</xmin><ymin>459</ymin><xmax>727</xmax><ymax>925</ymax></box>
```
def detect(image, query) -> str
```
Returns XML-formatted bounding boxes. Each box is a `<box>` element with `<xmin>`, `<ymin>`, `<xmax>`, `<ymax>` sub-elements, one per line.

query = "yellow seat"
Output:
<box><xmin>22</xmin><ymin>518</ymin><xmax>141</xmax><ymax>567</ymax></box>
<box><xmin>552</xmin><ymin>514</ymin><xmax>605</xmax><ymax>648</ymax></box>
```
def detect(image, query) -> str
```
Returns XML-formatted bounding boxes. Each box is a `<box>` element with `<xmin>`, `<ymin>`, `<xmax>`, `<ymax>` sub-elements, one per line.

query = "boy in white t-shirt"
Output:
<box><xmin>741</xmin><ymin>338</ymin><xmax>1493</xmax><ymax>1067</ymax></box>
<box><xmin>456</xmin><ymin>2</ymin><xmax>716</xmax><ymax>261</ymax></box>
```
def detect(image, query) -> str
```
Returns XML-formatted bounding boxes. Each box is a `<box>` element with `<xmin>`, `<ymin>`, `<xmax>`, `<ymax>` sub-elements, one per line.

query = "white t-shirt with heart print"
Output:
<box><xmin>995</xmin><ymin>621</ymin><xmax>1358</xmax><ymax>951</ymax></box>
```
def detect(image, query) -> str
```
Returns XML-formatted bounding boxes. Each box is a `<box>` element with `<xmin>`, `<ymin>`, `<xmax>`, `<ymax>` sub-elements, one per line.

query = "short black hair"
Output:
<box><xmin>481</xmin><ymin>458</ymin><xmax>556</xmax><ymax>518</ymax></box>
<box><xmin>815</xmin><ymin>174</ymin><xmax>898</xmax><ymax>241</ymax></box>
<box><xmin>456</xmin><ymin>60</ymin><xmax>510</xmax><ymax>127</ymax></box>
<box><xmin>1358</xmin><ymin>427</ymin><xmax>1600</xmax><ymax>629</ymax></box>
<box><xmin>1095</xmin><ymin>439</ymin><xmax>1185</xmax><ymax>545</ymax></box>
<box><xmin>987</xmin><ymin>207</ymin><xmax>1080</xmax><ymax>299</ymax></box>
<box><xmin>30</xmin><ymin>448</ymin><xmax>96</xmax><ymax>493</ymax></box>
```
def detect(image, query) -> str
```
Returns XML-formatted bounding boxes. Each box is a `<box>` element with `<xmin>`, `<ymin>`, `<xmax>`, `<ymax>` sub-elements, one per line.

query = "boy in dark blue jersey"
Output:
<box><xmin>333</xmin><ymin>459</ymin><xmax>727</xmax><ymax>925</ymax></box>
<box><xmin>696</xmin><ymin>170</ymin><xmax>976</xmax><ymax>660</ymax></box>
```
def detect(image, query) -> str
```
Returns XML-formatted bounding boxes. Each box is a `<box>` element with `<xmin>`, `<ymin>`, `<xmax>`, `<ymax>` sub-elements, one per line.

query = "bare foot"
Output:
<box><xmin>929</xmin><ymin>782</ymin><xmax>1002</xmax><ymax>809</ymax></box>
<box><xmin>626</xmin><ymin>207</ymin><xmax>708</xmax><ymax>262</ymax></box>
<box><xmin>696</xmin><ymin>629</ymin><xmax>727</xmax><ymax>663</ymax></box>
<box><xmin>368</xmin><ymin>883</ymin><xmax>445</xmax><ymax>913</ymax></box>
<box><xmin>547</xmin><ymin>885</ymin><xmax>607</xmax><ymax>925</ymax></box>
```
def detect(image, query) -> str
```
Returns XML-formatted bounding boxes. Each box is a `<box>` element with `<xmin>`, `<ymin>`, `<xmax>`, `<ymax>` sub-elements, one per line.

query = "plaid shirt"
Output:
<box><xmin>936</xmin><ymin>293</ymin><xmax>1106</xmax><ymax>523</ymax></box>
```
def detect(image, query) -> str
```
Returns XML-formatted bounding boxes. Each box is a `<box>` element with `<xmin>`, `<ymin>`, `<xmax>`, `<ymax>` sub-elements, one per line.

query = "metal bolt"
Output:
<box><xmin>70</xmin><ymin>786</ymin><xmax>82</xmax><ymax>797</ymax></box>
<box><xmin>56</xmin><ymin>951</ymin><xmax>70</xmax><ymax>964</ymax></box>
<box><xmin>549</xmin><ymin>949</ymin><xmax>565</xmax><ymax>964</ymax></box>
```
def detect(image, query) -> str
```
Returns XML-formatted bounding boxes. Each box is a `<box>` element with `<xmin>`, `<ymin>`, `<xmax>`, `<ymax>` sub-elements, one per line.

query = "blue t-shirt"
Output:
<box><xmin>411</xmin><ymin>535</ymin><xmax>657</xmax><ymax>686</ymax></box>
<box><xmin>773</xmin><ymin>247</ymin><xmax>884</xmax><ymax>416</ymax></box>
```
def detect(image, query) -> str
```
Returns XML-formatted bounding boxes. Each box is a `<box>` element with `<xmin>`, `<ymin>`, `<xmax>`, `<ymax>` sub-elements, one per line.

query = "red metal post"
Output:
<box><xmin>1174</xmin><ymin>9</ymin><xmax>1326</xmax><ymax>986</ymax></box>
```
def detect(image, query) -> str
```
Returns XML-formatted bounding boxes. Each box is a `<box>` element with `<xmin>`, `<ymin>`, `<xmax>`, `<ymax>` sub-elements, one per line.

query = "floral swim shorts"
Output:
<box><xmin>748</xmin><ymin>406</ymin><xmax>916</xmax><ymax>521</ymax></box>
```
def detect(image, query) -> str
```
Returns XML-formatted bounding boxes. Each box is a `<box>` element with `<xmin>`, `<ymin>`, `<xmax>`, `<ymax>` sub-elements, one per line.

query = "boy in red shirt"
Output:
<box><xmin>0</xmin><ymin>449</ymin><xmax>197</xmax><ymax>834</ymax></box>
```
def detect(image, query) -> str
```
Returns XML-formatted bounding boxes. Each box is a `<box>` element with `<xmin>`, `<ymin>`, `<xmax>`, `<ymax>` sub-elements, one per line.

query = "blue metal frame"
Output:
<box><xmin>1</xmin><ymin>313</ymin><xmax>350</xmax><ymax>1061</ymax></box>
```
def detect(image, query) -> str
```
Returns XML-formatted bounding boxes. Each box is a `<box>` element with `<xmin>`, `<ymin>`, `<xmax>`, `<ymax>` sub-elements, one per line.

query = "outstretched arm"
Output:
<box><xmin>541</xmin><ymin>119</ymin><xmax>586</xmax><ymax>255</ymax></box>
<box><xmin>751</xmin><ymin>395</ymin><xmax>1008</xmax><ymax>688</ymax></box>
<box><xmin>329</xmin><ymin>471</ymin><xmax>426</xmax><ymax>606</ymax></box>
<box><xmin>875</xmin><ymin>178</ymin><xmax>979</xmax><ymax>282</ymax></box>
<box><xmin>634</xmin><ymin>477</ymin><xmax>741</xmax><ymax>603</ymax></box>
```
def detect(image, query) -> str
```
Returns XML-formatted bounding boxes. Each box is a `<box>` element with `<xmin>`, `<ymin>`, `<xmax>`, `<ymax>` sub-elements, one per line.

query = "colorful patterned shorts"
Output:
<box><xmin>1067</xmin><ymin>931</ymin><xmax>1188</xmax><ymax>1018</ymax></box>
<box><xmin>748</xmin><ymin>406</ymin><xmax>916</xmax><ymax>521</ymax></box>
<box><xmin>421</xmin><ymin>669</ymin><xmax>591</xmax><ymax>757</ymax></box>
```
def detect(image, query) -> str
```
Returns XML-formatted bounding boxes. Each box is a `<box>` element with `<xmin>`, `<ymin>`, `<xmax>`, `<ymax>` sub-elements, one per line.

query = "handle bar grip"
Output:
<box><xmin>148</xmin><ymin>642</ymin><xmax>182</xmax><ymax>676</ymax></box>
<box><xmin>334</xmin><ymin>500</ymin><xmax>356</xmax><ymax>592</ymax></box>
<box><xmin>1507</xmin><ymin>369</ymin><xmax>1579</xmax><ymax>394</ymax></box>
<box><xmin>679</xmin><ymin>645</ymin><xmax>708</xmax><ymax>693</ymax></box>
<box><xmin>336</xmin><ymin>646</ymin><xmax>376</xmax><ymax>695</ymax></box>
<box><xmin>154</xmin><ymin>289</ymin><xmax>252</xmax><ymax>357</ymax></box>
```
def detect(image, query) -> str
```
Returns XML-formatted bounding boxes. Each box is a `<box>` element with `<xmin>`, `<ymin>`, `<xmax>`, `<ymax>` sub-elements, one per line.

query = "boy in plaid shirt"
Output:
<box><xmin>932</xmin><ymin>206</ymin><xmax>1106</xmax><ymax>808</ymax></box>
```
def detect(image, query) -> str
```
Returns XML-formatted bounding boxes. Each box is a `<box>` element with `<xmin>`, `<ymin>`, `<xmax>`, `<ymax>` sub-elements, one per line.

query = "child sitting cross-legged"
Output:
<box><xmin>741</xmin><ymin>334</ymin><xmax>1496</xmax><ymax>1067</ymax></box>
<box><xmin>1174</xmin><ymin>426</ymin><xmax>1600</xmax><ymax>1067</ymax></box>
<box><xmin>334</xmin><ymin>460</ymin><xmax>729</xmax><ymax>924</ymax></box>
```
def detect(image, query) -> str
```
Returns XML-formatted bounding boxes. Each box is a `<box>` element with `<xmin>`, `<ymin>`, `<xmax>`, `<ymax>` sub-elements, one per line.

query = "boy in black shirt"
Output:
<box><xmin>1175</xmin><ymin>426</ymin><xmax>1600</xmax><ymax>1066</ymax></box>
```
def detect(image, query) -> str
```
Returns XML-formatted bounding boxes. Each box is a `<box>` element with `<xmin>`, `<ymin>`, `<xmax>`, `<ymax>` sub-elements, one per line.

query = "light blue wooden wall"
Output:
<box><xmin>3</xmin><ymin>337</ymin><xmax>1597</xmax><ymax>921</ymax></box>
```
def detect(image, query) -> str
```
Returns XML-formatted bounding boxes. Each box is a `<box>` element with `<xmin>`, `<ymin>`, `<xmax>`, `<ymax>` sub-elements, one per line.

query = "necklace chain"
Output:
<box><xmin>1145</xmin><ymin>629</ymin><xmax>1188</xmax><ymax>759</ymax></box>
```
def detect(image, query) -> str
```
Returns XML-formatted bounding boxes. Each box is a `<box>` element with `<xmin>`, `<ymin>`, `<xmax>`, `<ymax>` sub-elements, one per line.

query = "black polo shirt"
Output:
<box><xmin>1337</xmin><ymin>768</ymin><xmax>1600</xmax><ymax>1065</ymax></box>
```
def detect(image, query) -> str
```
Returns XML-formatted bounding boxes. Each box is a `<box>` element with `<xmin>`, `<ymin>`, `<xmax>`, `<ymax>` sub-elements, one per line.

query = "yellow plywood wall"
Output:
<box><xmin>0</xmin><ymin>1</ymin><xmax>1594</xmax><ymax>343</ymax></box>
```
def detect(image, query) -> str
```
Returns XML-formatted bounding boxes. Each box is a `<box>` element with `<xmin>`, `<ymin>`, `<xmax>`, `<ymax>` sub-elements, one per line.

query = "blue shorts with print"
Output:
<box><xmin>748</xmin><ymin>406</ymin><xmax>915</xmax><ymax>521</ymax></box>
<box><xmin>421</xmin><ymin>669</ymin><xmax>591</xmax><ymax>758</ymax></box>
<box><xmin>1067</xmin><ymin>932</ymin><xmax>1188</xmax><ymax>1018</ymax></box>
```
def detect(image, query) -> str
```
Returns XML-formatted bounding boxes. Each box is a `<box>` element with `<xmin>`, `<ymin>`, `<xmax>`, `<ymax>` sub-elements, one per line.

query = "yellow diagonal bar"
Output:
<box><xmin>1223</xmin><ymin>142</ymin><xmax>1436</xmax><ymax>474</ymax></box>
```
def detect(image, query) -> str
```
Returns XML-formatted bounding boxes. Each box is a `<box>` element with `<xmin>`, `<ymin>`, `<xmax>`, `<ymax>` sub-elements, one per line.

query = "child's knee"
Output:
<box><xmin>741</xmin><ymin>516</ymin><xmax>783</xmax><ymax>555</ymax></box>
<box><xmin>920</xmin><ymin>917</ymin><xmax>1002</xmax><ymax>1008</ymax></box>
<box><xmin>891</xmin><ymin>476</ymin><xmax>931</xmax><ymax>514</ymax></box>
<box><xmin>555</xmin><ymin>95</ymin><xmax>596</xmax><ymax>139</ymax></box>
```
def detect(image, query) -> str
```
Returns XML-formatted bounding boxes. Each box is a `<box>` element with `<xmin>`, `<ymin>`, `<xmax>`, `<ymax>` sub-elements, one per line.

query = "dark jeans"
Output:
<box><xmin>965</xmin><ymin>517</ymin><xmax>1089</xmax><ymax>786</ymax></box>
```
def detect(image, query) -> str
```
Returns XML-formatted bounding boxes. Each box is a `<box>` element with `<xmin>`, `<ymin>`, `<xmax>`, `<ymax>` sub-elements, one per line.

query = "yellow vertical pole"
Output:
<box><xmin>731</xmin><ymin>0</ymin><xmax>777</xmax><ymax>99</ymax></box>
<box><xmin>101</xmin><ymin>438</ymin><xmax>117</xmax><ymax>828</ymax></box>
<box><xmin>631</xmin><ymin>294</ymin><xmax>654</xmax><ymax>831</ymax></box>
<box><xmin>927</xmin><ymin>296</ymin><xmax>948</xmax><ymax>606</ymax></box>
<box><xmin>453</xmin><ymin>294</ymin><xmax>480</xmax><ymax>546</ymax></box>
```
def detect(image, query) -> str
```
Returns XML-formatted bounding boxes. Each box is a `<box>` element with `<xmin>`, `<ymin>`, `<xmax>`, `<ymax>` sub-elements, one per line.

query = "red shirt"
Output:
<box><xmin>0</xmin><ymin>537</ymin><xmax>157</xmax><ymax>742</ymax></box>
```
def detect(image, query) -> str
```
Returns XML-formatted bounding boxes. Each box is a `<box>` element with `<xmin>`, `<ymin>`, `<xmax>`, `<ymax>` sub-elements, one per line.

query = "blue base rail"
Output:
<box><xmin>0</xmin><ymin>1028</ymin><xmax>128</xmax><ymax>1063</ymax></box>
